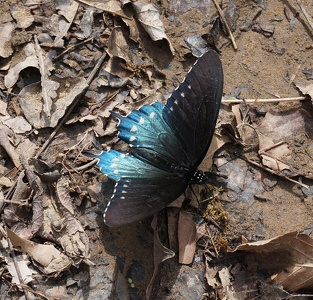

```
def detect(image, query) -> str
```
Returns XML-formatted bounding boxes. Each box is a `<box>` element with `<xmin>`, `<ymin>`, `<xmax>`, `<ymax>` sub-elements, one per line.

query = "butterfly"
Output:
<box><xmin>84</xmin><ymin>49</ymin><xmax>223</xmax><ymax>226</ymax></box>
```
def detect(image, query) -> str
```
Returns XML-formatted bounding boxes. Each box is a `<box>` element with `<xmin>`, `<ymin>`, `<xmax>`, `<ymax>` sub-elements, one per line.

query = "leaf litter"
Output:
<box><xmin>0</xmin><ymin>0</ymin><xmax>313</xmax><ymax>299</ymax></box>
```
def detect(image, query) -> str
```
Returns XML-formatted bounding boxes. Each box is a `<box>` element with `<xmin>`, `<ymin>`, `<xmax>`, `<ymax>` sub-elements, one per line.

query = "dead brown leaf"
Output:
<box><xmin>34</xmin><ymin>35</ymin><xmax>59</xmax><ymax>117</ymax></box>
<box><xmin>146</xmin><ymin>215</ymin><xmax>175</xmax><ymax>299</ymax></box>
<box><xmin>257</xmin><ymin>109</ymin><xmax>313</xmax><ymax>176</ymax></box>
<box><xmin>234</xmin><ymin>231</ymin><xmax>313</xmax><ymax>293</ymax></box>
<box><xmin>77</xmin><ymin>0</ymin><xmax>129</xmax><ymax>19</ymax></box>
<box><xmin>19</xmin><ymin>77</ymin><xmax>89</xmax><ymax>128</ymax></box>
<box><xmin>5</xmin><ymin>253</ymin><xmax>35</xmax><ymax>285</ymax></box>
<box><xmin>7</xmin><ymin>228</ymin><xmax>71</xmax><ymax>274</ymax></box>
<box><xmin>4</xmin><ymin>43</ymin><xmax>38</xmax><ymax>88</ymax></box>
<box><xmin>132</xmin><ymin>2</ymin><xmax>175</xmax><ymax>54</ymax></box>
<box><xmin>0</xmin><ymin>124</ymin><xmax>21</xmax><ymax>168</ymax></box>
<box><xmin>295</xmin><ymin>81</ymin><xmax>313</xmax><ymax>100</ymax></box>
<box><xmin>0</xmin><ymin>22</ymin><xmax>15</xmax><ymax>58</ymax></box>
<box><xmin>178</xmin><ymin>211</ymin><xmax>197</xmax><ymax>264</ymax></box>
<box><xmin>107</xmin><ymin>26</ymin><xmax>130</xmax><ymax>62</ymax></box>
<box><xmin>10</xmin><ymin>4</ymin><xmax>34</xmax><ymax>29</ymax></box>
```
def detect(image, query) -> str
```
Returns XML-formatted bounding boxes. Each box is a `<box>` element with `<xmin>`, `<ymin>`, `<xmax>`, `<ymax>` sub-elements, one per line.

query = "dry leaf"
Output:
<box><xmin>0</xmin><ymin>100</ymin><xmax>8</xmax><ymax>116</ymax></box>
<box><xmin>132</xmin><ymin>2</ymin><xmax>175</xmax><ymax>54</ymax></box>
<box><xmin>77</xmin><ymin>0</ymin><xmax>129</xmax><ymax>19</ymax></box>
<box><xmin>53</xmin><ymin>0</ymin><xmax>79</xmax><ymax>47</ymax></box>
<box><xmin>178</xmin><ymin>211</ymin><xmax>197</xmax><ymax>264</ymax></box>
<box><xmin>234</xmin><ymin>231</ymin><xmax>313</xmax><ymax>293</ymax></box>
<box><xmin>4</xmin><ymin>43</ymin><xmax>38</xmax><ymax>88</ymax></box>
<box><xmin>10</xmin><ymin>4</ymin><xmax>34</xmax><ymax>28</ymax></box>
<box><xmin>205</xmin><ymin>259</ymin><xmax>219</xmax><ymax>289</ymax></box>
<box><xmin>0</xmin><ymin>22</ymin><xmax>15</xmax><ymax>58</ymax></box>
<box><xmin>7</xmin><ymin>229</ymin><xmax>71</xmax><ymax>274</ymax></box>
<box><xmin>6</xmin><ymin>254</ymin><xmax>35</xmax><ymax>285</ymax></box>
<box><xmin>34</xmin><ymin>35</ymin><xmax>59</xmax><ymax>117</ymax></box>
<box><xmin>257</xmin><ymin>109</ymin><xmax>313</xmax><ymax>175</ymax></box>
<box><xmin>295</xmin><ymin>81</ymin><xmax>313</xmax><ymax>100</ymax></box>
<box><xmin>169</xmin><ymin>0</ymin><xmax>211</xmax><ymax>17</ymax></box>
<box><xmin>0</xmin><ymin>115</ymin><xmax>32</xmax><ymax>133</ymax></box>
<box><xmin>107</xmin><ymin>26</ymin><xmax>130</xmax><ymax>61</ymax></box>
<box><xmin>56</xmin><ymin>177</ymin><xmax>90</xmax><ymax>261</ymax></box>
<box><xmin>146</xmin><ymin>215</ymin><xmax>175</xmax><ymax>299</ymax></box>
<box><xmin>19</xmin><ymin>77</ymin><xmax>89</xmax><ymax>129</ymax></box>
<box><xmin>218</xmin><ymin>267</ymin><xmax>240</xmax><ymax>300</ymax></box>
<box><xmin>0</xmin><ymin>124</ymin><xmax>21</xmax><ymax>168</ymax></box>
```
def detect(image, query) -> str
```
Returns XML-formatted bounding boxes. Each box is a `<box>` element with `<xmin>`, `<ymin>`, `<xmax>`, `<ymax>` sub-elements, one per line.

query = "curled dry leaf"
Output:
<box><xmin>0</xmin><ymin>124</ymin><xmax>21</xmax><ymax>169</ymax></box>
<box><xmin>7</xmin><ymin>228</ymin><xmax>71</xmax><ymax>274</ymax></box>
<box><xmin>132</xmin><ymin>2</ymin><xmax>175</xmax><ymax>54</ymax></box>
<box><xmin>107</xmin><ymin>26</ymin><xmax>130</xmax><ymax>61</ymax></box>
<box><xmin>77</xmin><ymin>0</ymin><xmax>129</xmax><ymax>19</ymax></box>
<box><xmin>53</xmin><ymin>0</ymin><xmax>79</xmax><ymax>47</ymax></box>
<box><xmin>234</xmin><ymin>231</ymin><xmax>313</xmax><ymax>293</ymax></box>
<box><xmin>295</xmin><ymin>81</ymin><xmax>313</xmax><ymax>101</ymax></box>
<box><xmin>4</xmin><ymin>43</ymin><xmax>38</xmax><ymax>88</ymax></box>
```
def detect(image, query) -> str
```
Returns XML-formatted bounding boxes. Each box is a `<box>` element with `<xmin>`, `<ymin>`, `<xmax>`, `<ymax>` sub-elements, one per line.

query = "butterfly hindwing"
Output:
<box><xmin>104</xmin><ymin>176</ymin><xmax>190</xmax><ymax>226</ymax></box>
<box><xmin>88</xmin><ymin>150</ymin><xmax>167</xmax><ymax>180</ymax></box>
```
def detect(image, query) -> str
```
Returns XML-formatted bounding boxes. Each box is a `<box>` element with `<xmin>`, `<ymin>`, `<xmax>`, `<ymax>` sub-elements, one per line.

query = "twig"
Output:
<box><xmin>35</xmin><ymin>51</ymin><xmax>107</xmax><ymax>158</ymax></box>
<box><xmin>54</xmin><ymin>37</ymin><xmax>93</xmax><ymax>60</ymax></box>
<box><xmin>242</xmin><ymin>156</ymin><xmax>309</xmax><ymax>189</ymax></box>
<box><xmin>206</xmin><ymin>224</ymin><xmax>219</xmax><ymax>257</ymax></box>
<box><xmin>4</xmin><ymin>226</ymin><xmax>33</xmax><ymax>300</ymax></box>
<box><xmin>296</xmin><ymin>0</ymin><xmax>313</xmax><ymax>32</ymax></box>
<box><xmin>222</xmin><ymin>96</ymin><xmax>307</xmax><ymax>104</ymax></box>
<box><xmin>212</xmin><ymin>0</ymin><xmax>238</xmax><ymax>50</ymax></box>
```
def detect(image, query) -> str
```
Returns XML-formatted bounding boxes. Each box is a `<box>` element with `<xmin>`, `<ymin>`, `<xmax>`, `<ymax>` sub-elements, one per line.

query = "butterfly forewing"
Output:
<box><xmin>163</xmin><ymin>50</ymin><xmax>223</xmax><ymax>167</ymax></box>
<box><xmin>115</xmin><ymin>102</ymin><xmax>187</xmax><ymax>165</ymax></box>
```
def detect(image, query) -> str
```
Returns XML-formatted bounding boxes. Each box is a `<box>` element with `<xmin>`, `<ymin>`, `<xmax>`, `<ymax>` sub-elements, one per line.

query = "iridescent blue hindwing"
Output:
<box><xmin>95</xmin><ymin>150</ymin><xmax>169</xmax><ymax>180</ymax></box>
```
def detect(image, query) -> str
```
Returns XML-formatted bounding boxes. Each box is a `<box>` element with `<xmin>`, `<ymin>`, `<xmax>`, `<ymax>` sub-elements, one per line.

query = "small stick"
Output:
<box><xmin>36</xmin><ymin>51</ymin><xmax>107</xmax><ymax>158</ymax></box>
<box><xmin>54</xmin><ymin>37</ymin><xmax>93</xmax><ymax>60</ymax></box>
<box><xmin>212</xmin><ymin>0</ymin><xmax>238</xmax><ymax>50</ymax></box>
<box><xmin>258</xmin><ymin>141</ymin><xmax>285</xmax><ymax>154</ymax></box>
<box><xmin>206</xmin><ymin>224</ymin><xmax>219</xmax><ymax>257</ymax></box>
<box><xmin>3</xmin><ymin>225</ymin><xmax>32</xmax><ymax>300</ymax></box>
<box><xmin>222</xmin><ymin>96</ymin><xmax>306</xmax><ymax>104</ymax></box>
<box><xmin>243</xmin><ymin>157</ymin><xmax>309</xmax><ymax>189</ymax></box>
<box><xmin>296</xmin><ymin>0</ymin><xmax>313</xmax><ymax>32</ymax></box>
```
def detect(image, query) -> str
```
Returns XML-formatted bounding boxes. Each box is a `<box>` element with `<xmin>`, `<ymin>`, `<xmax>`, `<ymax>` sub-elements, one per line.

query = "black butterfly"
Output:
<box><xmin>84</xmin><ymin>49</ymin><xmax>223</xmax><ymax>226</ymax></box>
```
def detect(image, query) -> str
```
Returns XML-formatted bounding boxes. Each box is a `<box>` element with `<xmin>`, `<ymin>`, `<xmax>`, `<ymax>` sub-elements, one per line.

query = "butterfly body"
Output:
<box><xmin>84</xmin><ymin>49</ymin><xmax>223</xmax><ymax>226</ymax></box>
